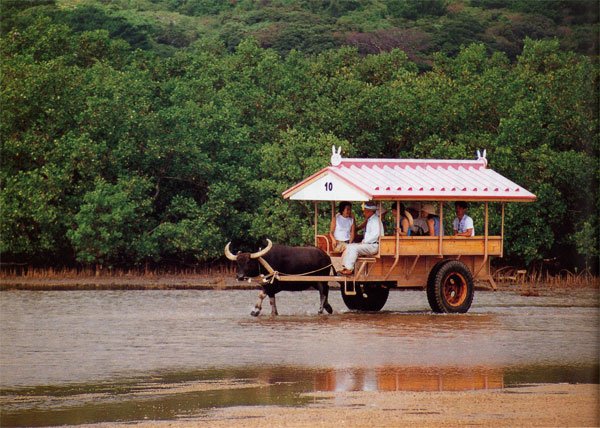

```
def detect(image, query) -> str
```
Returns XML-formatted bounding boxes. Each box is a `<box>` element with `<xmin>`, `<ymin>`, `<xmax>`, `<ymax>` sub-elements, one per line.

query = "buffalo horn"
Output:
<box><xmin>250</xmin><ymin>239</ymin><xmax>273</xmax><ymax>259</ymax></box>
<box><xmin>224</xmin><ymin>242</ymin><xmax>237</xmax><ymax>261</ymax></box>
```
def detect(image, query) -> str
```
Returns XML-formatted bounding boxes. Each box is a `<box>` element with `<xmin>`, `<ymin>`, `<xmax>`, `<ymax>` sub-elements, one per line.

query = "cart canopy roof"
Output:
<box><xmin>282</xmin><ymin>148</ymin><xmax>536</xmax><ymax>203</ymax></box>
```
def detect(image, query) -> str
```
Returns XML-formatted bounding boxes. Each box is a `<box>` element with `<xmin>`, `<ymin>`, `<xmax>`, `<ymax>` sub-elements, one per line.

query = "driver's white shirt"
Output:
<box><xmin>363</xmin><ymin>214</ymin><xmax>381</xmax><ymax>244</ymax></box>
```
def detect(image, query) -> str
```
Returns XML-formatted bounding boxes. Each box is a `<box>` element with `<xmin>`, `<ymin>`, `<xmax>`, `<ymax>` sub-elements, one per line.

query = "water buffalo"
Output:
<box><xmin>224</xmin><ymin>239</ymin><xmax>334</xmax><ymax>316</ymax></box>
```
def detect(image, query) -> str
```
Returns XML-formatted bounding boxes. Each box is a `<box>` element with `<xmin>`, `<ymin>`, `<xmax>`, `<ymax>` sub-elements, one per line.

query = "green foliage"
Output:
<box><xmin>504</xmin><ymin>184</ymin><xmax>566</xmax><ymax>264</ymax></box>
<box><xmin>58</xmin><ymin>5</ymin><xmax>153</xmax><ymax>50</ymax></box>
<box><xmin>335</xmin><ymin>2</ymin><xmax>389</xmax><ymax>32</ymax></box>
<box><xmin>1</xmin><ymin>170</ymin><xmax>63</xmax><ymax>256</ymax></box>
<box><xmin>430</xmin><ymin>12</ymin><xmax>486</xmax><ymax>56</ymax></box>
<box><xmin>172</xmin><ymin>0</ymin><xmax>235</xmax><ymax>16</ymax></box>
<box><xmin>0</xmin><ymin>0</ymin><xmax>57</xmax><ymax>34</ymax></box>
<box><xmin>2</xmin><ymin>0</ymin><xmax>598</xmax><ymax>58</ymax></box>
<box><xmin>471</xmin><ymin>0</ymin><xmax>599</xmax><ymax>24</ymax></box>
<box><xmin>387</xmin><ymin>0</ymin><xmax>447</xmax><ymax>20</ymax></box>
<box><xmin>152</xmin><ymin>195</ymin><xmax>222</xmax><ymax>260</ymax></box>
<box><xmin>572</xmin><ymin>219</ymin><xmax>598</xmax><ymax>270</ymax></box>
<box><xmin>269</xmin><ymin>22</ymin><xmax>339</xmax><ymax>55</ymax></box>
<box><xmin>67</xmin><ymin>177</ymin><xmax>156</xmax><ymax>265</ymax></box>
<box><xmin>1</xmin><ymin>3</ymin><xmax>598</xmax><ymax>271</ymax></box>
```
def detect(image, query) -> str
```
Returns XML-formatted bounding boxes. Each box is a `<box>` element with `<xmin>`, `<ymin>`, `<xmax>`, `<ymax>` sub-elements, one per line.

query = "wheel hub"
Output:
<box><xmin>443</xmin><ymin>273</ymin><xmax>467</xmax><ymax>307</ymax></box>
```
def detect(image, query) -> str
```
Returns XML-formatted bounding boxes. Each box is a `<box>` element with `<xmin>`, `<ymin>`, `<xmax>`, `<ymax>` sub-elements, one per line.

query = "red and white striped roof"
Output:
<box><xmin>282</xmin><ymin>150</ymin><xmax>536</xmax><ymax>202</ymax></box>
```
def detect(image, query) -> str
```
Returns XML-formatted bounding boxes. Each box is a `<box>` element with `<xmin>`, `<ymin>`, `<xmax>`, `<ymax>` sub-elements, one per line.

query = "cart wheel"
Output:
<box><xmin>429</xmin><ymin>260</ymin><xmax>474</xmax><ymax>313</ymax></box>
<box><xmin>340</xmin><ymin>283</ymin><xmax>389</xmax><ymax>311</ymax></box>
<box><xmin>426</xmin><ymin>259</ymin><xmax>454</xmax><ymax>313</ymax></box>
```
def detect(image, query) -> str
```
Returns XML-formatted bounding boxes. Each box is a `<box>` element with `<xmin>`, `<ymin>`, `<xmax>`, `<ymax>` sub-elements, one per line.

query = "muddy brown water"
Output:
<box><xmin>1</xmin><ymin>288</ymin><xmax>598</xmax><ymax>426</ymax></box>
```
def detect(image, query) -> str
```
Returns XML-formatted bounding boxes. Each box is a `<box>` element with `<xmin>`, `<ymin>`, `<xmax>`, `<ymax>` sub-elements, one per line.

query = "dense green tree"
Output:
<box><xmin>1</xmin><ymin>2</ymin><xmax>597</xmax><ymax>271</ymax></box>
<box><xmin>67</xmin><ymin>176</ymin><xmax>156</xmax><ymax>266</ymax></box>
<box><xmin>430</xmin><ymin>12</ymin><xmax>486</xmax><ymax>56</ymax></box>
<box><xmin>152</xmin><ymin>195</ymin><xmax>222</xmax><ymax>261</ymax></box>
<box><xmin>58</xmin><ymin>5</ymin><xmax>153</xmax><ymax>50</ymax></box>
<box><xmin>386</xmin><ymin>0</ymin><xmax>447</xmax><ymax>20</ymax></box>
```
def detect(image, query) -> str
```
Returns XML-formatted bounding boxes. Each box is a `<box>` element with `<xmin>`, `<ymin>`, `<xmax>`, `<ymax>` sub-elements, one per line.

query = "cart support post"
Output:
<box><xmin>438</xmin><ymin>201</ymin><xmax>443</xmax><ymax>256</ymax></box>
<box><xmin>377</xmin><ymin>201</ymin><xmax>383</xmax><ymax>258</ymax></box>
<box><xmin>500</xmin><ymin>203</ymin><xmax>505</xmax><ymax>258</ymax></box>
<box><xmin>314</xmin><ymin>202</ymin><xmax>318</xmax><ymax>247</ymax></box>
<box><xmin>395</xmin><ymin>201</ymin><xmax>400</xmax><ymax>256</ymax></box>
<box><xmin>475</xmin><ymin>201</ymin><xmax>495</xmax><ymax>289</ymax></box>
<box><xmin>384</xmin><ymin>203</ymin><xmax>401</xmax><ymax>280</ymax></box>
<box><xmin>484</xmin><ymin>202</ymin><xmax>489</xmax><ymax>257</ymax></box>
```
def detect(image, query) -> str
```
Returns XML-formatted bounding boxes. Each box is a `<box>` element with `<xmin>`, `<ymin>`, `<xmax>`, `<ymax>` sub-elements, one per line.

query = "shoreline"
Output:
<box><xmin>1</xmin><ymin>275</ymin><xmax>597</xmax><ymax>291</ymax></box>
<box><xmin>96</xmin><ymin>383</ymin><xmax>599</xmax><ymax>427</ymax></box>
<box><xmin>0</xmin><ymin>276</ymin><xmax>255</xmax><ymax>291</ymax></box>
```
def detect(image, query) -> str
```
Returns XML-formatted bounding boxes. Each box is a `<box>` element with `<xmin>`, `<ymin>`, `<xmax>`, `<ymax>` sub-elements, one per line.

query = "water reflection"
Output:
<box><xmin>0</xmin><ymin>366</ymin><xmax>505</xmax><ymax>427</ymax></box>
<box><xmin>314</xmin><ymin>366</ymin><xmax>504</xmax><ymax>392</ymax></box>
<box><xmin>2</xmin><ymin>363</ymin><xmax>597</xmax><ymax>427</ymax></box>
<box><xmin>248</xmin><ymin>311</ymin><xmax>500</xmax><ymax>335</ymax></box>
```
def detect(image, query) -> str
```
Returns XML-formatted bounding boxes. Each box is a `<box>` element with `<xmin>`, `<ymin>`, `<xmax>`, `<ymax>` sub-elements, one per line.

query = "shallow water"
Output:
<box><xmin>1</xmin><ymin>288</ymin><xmax>598</xmax><ymax>426</ymax></box>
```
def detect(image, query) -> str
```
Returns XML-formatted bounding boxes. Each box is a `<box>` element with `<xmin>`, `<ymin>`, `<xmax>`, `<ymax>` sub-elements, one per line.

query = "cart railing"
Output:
<box><xmin>317</xmin><ymin>234</ymin><xmax>502</xmax><ymax>257</ymax></box>
<box><xmin>380</xmin><ymin>235</ymin><xmax>502</xmax><ymax>257</ymax></box>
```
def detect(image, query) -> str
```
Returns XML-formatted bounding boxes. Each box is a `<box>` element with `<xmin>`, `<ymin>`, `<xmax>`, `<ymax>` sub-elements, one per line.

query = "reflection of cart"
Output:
<box><xmin>278</xmin><ymin>148</ymin><xmax>536</xmax><ymax>313</ymax></box>
<box><xmin>314</xmin><ymin>366</ymin><xmax>504</xmax><ymax>392</ymax></box>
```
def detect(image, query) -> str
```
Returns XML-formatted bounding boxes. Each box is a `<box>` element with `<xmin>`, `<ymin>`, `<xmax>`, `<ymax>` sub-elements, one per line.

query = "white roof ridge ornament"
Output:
<box><xmin>476</xmin><ymin>149</ymin><xmax>488</xmax><ymax>167</ymax></box>
<box><xmin>331</xmin><ymin>145</ymin><xmax>342</xmax><ymax>166</ymax></box>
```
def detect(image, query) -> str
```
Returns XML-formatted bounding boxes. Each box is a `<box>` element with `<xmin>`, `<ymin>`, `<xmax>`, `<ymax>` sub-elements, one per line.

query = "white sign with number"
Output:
<box><xmin>289</xmin><ymin>172</ymin><xmax>369</xmax><ymax>201</ymax></box>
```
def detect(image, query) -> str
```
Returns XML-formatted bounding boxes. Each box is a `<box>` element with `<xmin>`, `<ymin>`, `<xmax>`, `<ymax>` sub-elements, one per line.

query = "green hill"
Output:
<box><xmin>3</xmin><ymin>0</ymin><xmax>598</xmax><ymax>63</ymax></box>
<box><xmin>1</xmin><ymin>0</ymin><xmax>598</xmax><ymax>271</ymax></box>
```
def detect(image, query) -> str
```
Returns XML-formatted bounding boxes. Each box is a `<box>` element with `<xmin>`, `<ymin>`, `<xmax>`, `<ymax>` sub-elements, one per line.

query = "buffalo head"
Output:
<box><xmin>224</xmin><ymin>239</ymin><xmax>273</xmax><ymax>281</ymax></box>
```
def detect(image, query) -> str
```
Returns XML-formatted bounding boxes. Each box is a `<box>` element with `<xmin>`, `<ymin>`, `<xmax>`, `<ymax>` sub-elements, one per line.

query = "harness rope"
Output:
<box><xmin>276</xmin><ymin>264</ymin><xmax>334</xmax><ymax>276</ymax></box>
<box><xmin>256</xmin><ymin>257</ymin><xmax>334</xmax><ymax>285</ymax></box>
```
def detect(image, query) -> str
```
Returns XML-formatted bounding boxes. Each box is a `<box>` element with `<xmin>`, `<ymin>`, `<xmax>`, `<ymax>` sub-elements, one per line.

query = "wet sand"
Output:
<box><xmin>106</xmin><ymin>384</ymin><xmax>598</xmax><ymax>427</ymax></box>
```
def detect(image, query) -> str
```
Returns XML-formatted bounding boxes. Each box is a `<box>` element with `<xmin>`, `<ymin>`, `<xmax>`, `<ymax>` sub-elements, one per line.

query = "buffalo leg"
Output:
<box><xmin>269</xmin><ymin>296</ymin><xmax>278</xmax><ymax>316</ymax></box>
<box><xmin>318</xmin><ymin>282</ymin><xmax>333</xmax><ymax>314</ymax></box>
<box><xmin>251</xmin><ymin>291</ymin><xmax>266</xmax><ymax>317</ymax></box>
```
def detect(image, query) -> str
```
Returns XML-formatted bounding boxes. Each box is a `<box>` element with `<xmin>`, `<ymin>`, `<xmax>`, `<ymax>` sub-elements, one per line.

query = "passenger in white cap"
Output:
<box><xmin>339</xmin><ymin>202</ymin><xmax>381</xmax><ymax>275</ymax></box>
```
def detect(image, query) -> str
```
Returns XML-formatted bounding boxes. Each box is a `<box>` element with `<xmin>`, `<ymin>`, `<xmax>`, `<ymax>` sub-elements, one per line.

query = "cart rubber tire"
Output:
<box><xmin>426</xmin><ymin>259</ymin><xmax>454</xmax><ymax>313</ymax></box>
<box><xmin>340</xmin><ymin>285</ymin><xmax>363</xmax><ymax>310</ymax></box>
<box><xmin>341</xmin><ymin>283</ymin><xmax>389</xmax><ymax>312</ymax></box>
<box><xmin>429</xmin><ymin>260</ymin><xmax>474</xmax><ymax>313</ymax></box>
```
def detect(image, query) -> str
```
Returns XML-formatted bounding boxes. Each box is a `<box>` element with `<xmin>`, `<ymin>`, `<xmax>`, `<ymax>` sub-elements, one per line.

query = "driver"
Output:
<box><xmin>339</xmin><ymin>202</ymin><xmax>381</xmax><ymax>275</ymax></box>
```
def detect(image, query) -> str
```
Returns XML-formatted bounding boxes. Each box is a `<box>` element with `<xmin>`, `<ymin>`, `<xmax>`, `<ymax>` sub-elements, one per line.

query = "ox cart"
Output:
<box><xmin>265</xmin><ymin>147</ymin><xmax>536</xmax><ymax>314</ymax></box>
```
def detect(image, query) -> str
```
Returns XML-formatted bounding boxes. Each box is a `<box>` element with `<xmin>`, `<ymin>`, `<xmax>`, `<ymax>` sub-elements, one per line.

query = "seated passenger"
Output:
<box><xmin>421</xmin><ymin>204</ymin><xmax>440</xmax><ymax>236</ymax></box>
<box><xmin>453</xmin><ymin>201</ymin><xmax>475</xmax><ymax>237</ymax></box>
<box><xmin>329</xmin><ymin>201</ymin><xmax>355</xmax><ymax>252</ymax></box>
<box><xmin>388</xmin><ymin>202</ymin><xmax>413</xmax><ymax>236</ymax></box>
<box><xmin>339</xmin><ymin>202</ymin><xmax>381</xmax><ymax>275</ymax></box>
<box><xmin>408</xmin><ymin>203</ymin><xmax>428</xmax><ymax>236</ymax></box>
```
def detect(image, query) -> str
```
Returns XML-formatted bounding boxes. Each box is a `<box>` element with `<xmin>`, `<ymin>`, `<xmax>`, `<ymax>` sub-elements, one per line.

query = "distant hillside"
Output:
<box><xmin>2</xmin><ymin>0</ymin><xmax>598</xmax><ymax>66</ymax></box>
<box><xmin>1</xmin><ymin>0</ymin><xmax>598</xmax><ymax>270</ymax></box>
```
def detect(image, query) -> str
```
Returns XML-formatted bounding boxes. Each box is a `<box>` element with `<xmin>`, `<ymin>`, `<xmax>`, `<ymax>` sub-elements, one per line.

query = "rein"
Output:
<box><xmin>256</xmin><ymin>256</ymin><xmax>333</xmax><ymax>285</ymax></box>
